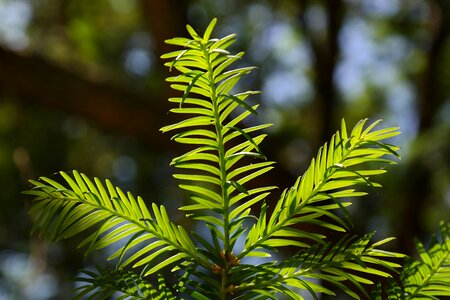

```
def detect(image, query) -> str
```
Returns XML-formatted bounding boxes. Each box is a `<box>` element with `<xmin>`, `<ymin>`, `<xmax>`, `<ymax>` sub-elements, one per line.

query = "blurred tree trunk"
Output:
<box><xmin>139</xmin><ymin>0</ymin><xmax>188</xmax><ymax>69</ymax></box>
<box><xmin>418</xmin><ymin>0</ymin><xmax>448</xmax><ymax>131</ymax></box>
<box><xmin>398</xmin><ymin>0</ymin><xmax>449</xmax><ymax>254</ymax></box>
<box><xmin>298</xmin><ymin>0</ymin><xmax>344</xmax><ymax>144</ymax></box>
<box><xmin>138</xmin><ymin>0</ymin><xmax>190</xmax><ymax>110</ymax></box>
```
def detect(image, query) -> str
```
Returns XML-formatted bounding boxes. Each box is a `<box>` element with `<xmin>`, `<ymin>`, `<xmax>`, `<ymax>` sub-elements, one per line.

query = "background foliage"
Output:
<box><xmin>0</xmin><ymin>0</ymin><xmax>448</xmax><ymax>299</ymax></box>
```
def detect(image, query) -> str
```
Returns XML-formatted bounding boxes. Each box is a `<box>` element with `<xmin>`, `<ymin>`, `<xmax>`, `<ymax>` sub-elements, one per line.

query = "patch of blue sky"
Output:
<box><xmin>0</xmin><ymin>0</ymin><xmax>32</xmax><ymax>50</ymax></box>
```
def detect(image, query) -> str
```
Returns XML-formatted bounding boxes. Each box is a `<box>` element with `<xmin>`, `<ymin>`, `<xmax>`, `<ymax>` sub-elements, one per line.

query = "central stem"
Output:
<box><xmin>202</xmin><ymin>43</ymin><xmax>231</xmax><ymax>299</ymax></box>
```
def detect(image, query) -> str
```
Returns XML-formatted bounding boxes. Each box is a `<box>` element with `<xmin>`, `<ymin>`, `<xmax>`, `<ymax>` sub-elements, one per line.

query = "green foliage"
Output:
<box><xmin>372</xmin><ymin>222</ymin><xmax>450</xmax><ymax>299</ymax></box>
<box><xmin>24</xmin><ymin>18</ymin><xmax>449</xmax><ymax>299</ymax></box>
<box><xmin>24</xmin><ymin>170</ymin><xmax>207</xmax><ymax>276</ymax></box>
<box><xmin>74</xmin><ymin>267</ymin><xmax>175</xmax><ymax>299</ymax></box>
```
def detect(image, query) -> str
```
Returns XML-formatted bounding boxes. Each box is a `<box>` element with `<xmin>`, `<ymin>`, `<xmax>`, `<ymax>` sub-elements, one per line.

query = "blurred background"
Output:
<box><xmin>0</xmin><ymin>0</ymin><xmax>448</xmax><ymax>299</ymax></box>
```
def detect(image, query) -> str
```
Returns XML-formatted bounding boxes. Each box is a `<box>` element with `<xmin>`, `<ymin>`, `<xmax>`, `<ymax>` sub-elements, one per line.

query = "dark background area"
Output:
<box><xmin>0</xmin><ymin>0</ymin><xmax>448</xmax><ymax>299</ymax></box>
